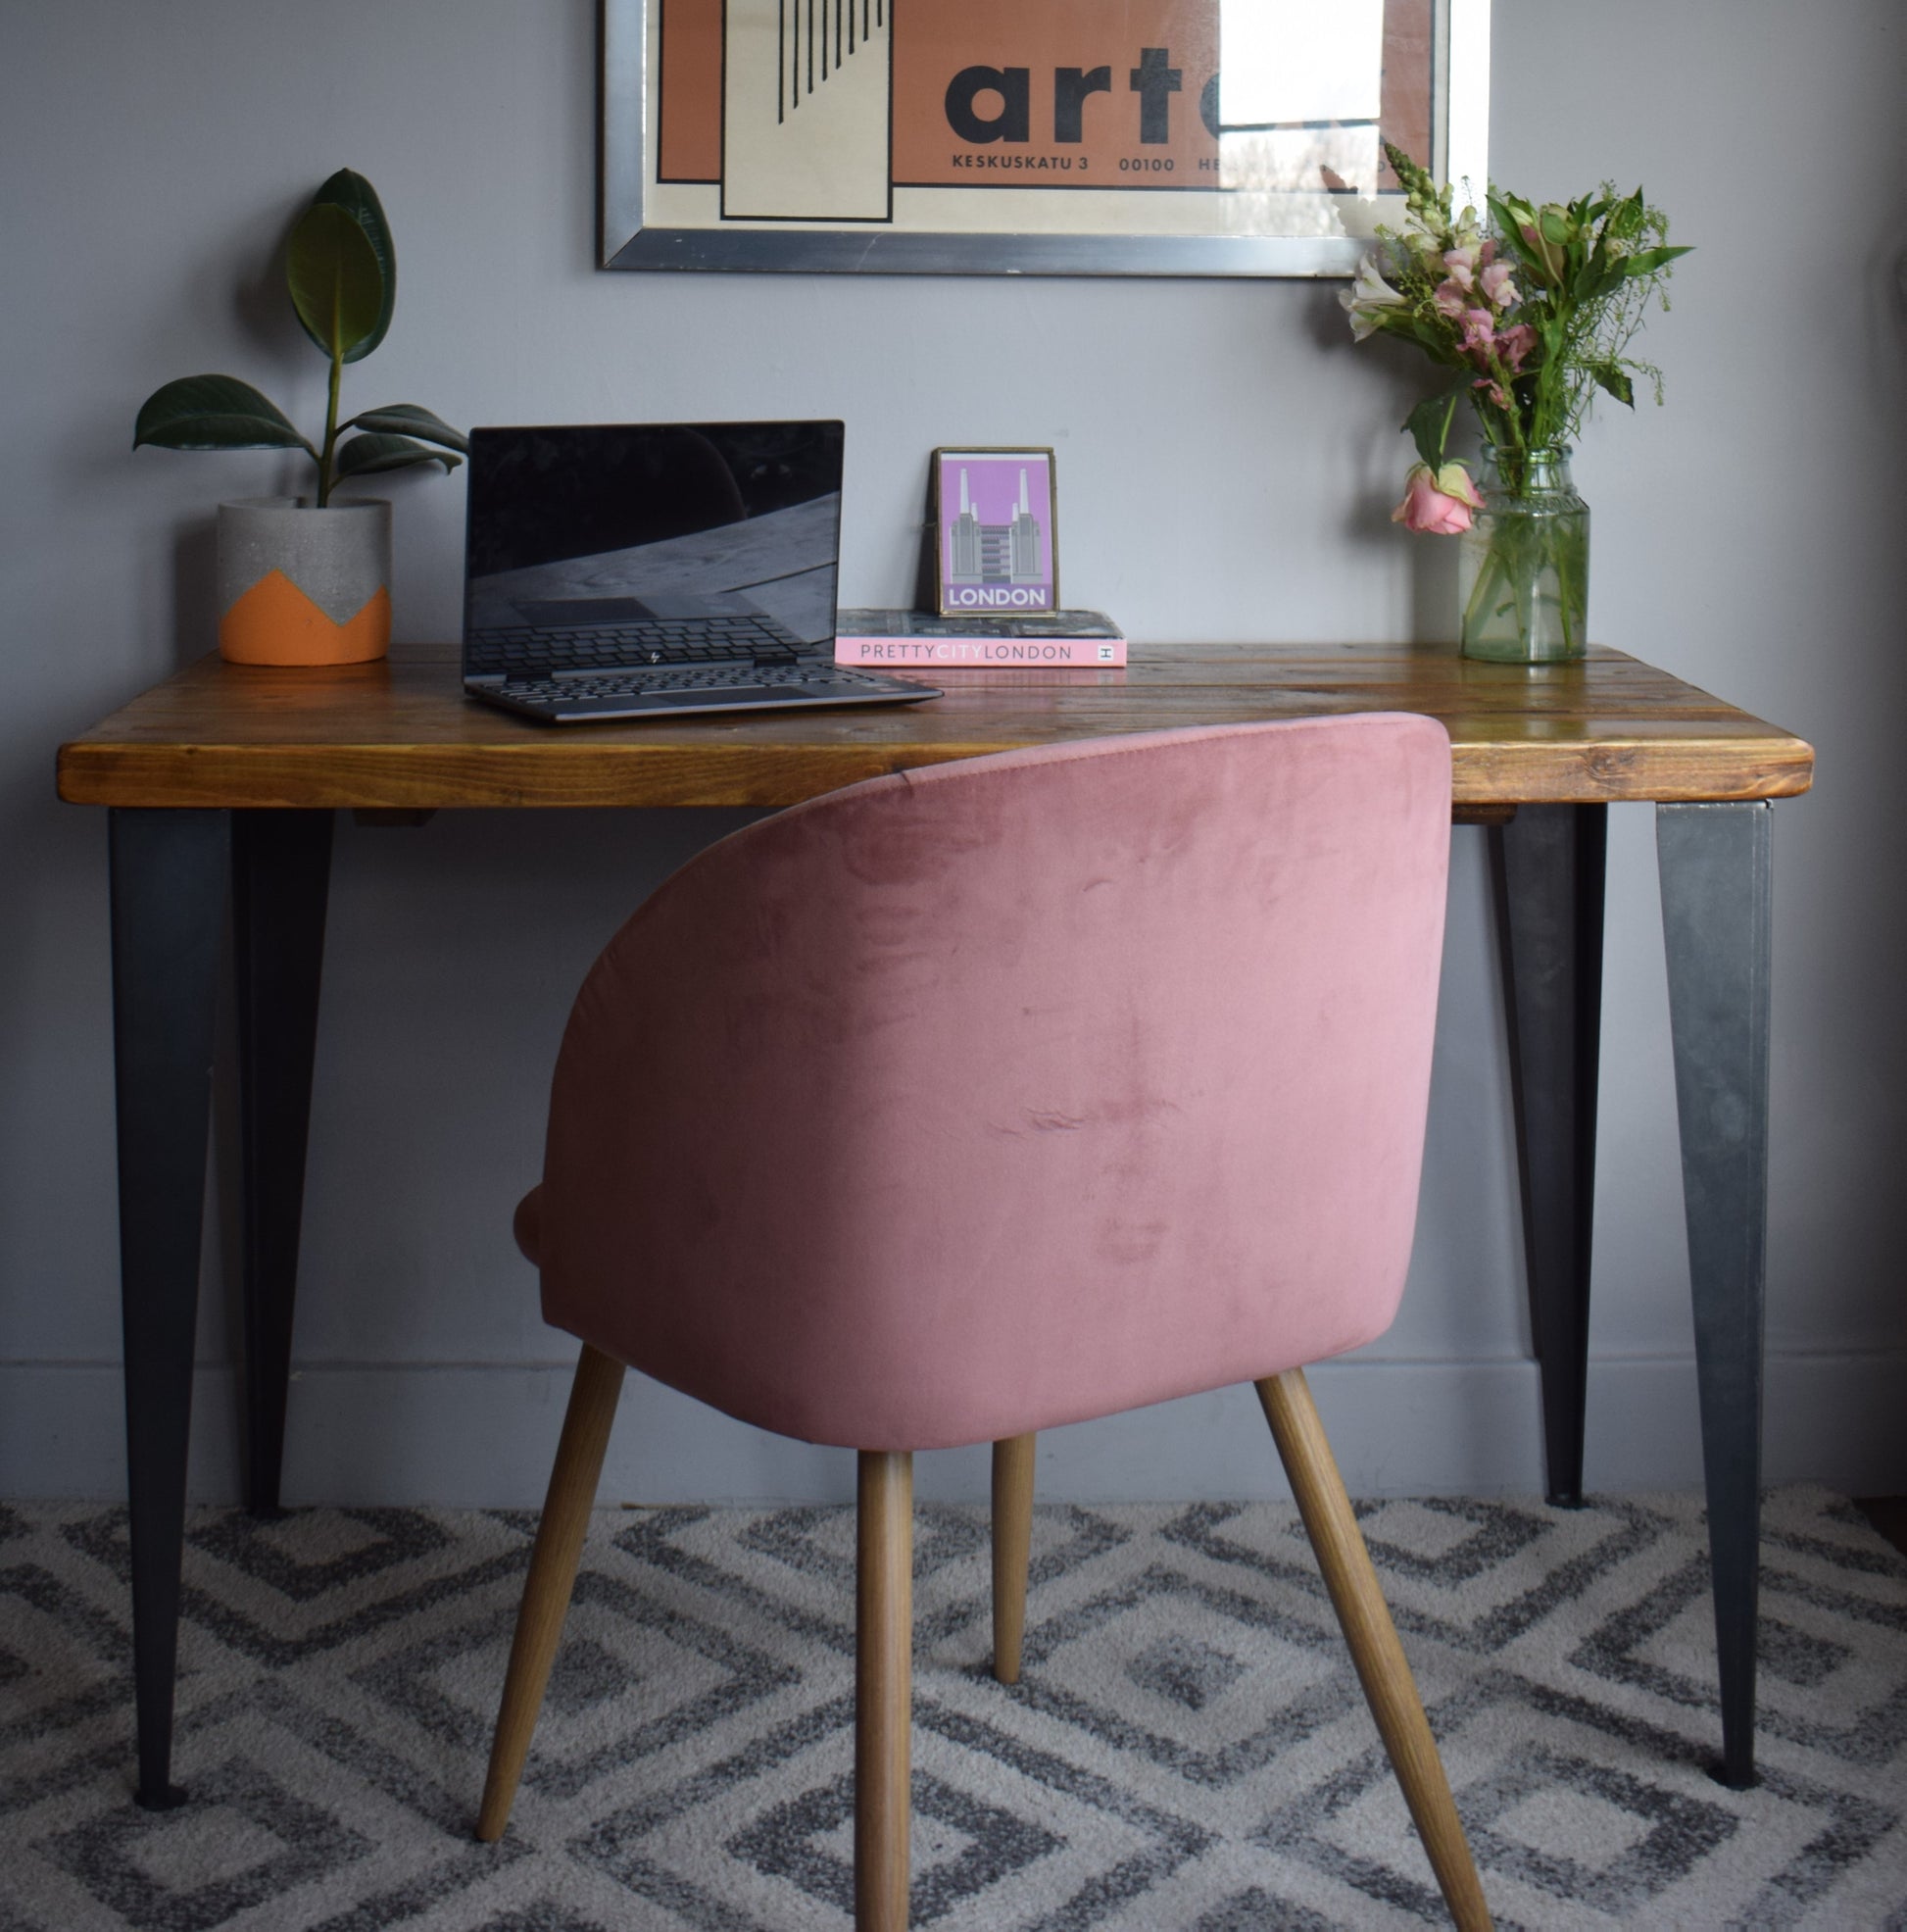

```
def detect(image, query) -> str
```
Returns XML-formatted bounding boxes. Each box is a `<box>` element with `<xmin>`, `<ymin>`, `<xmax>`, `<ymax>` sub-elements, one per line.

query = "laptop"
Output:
<box><xmin>462</xmin><ymin>421</ymin><xmax>939</xmax><ymax>722</ymax></box>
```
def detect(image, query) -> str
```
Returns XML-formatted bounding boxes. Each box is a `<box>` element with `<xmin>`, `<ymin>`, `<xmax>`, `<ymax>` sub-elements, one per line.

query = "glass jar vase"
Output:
<box><xmin>1457</xmin><ymin>446</ymin><xmax>1589</xmax><ymax>663</ymax></box>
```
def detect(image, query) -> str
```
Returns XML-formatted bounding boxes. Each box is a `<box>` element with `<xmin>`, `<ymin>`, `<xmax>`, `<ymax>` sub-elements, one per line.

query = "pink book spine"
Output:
<box><xmin>835</xmin><ymin>634</ymin><xmax>1127</xmax><ymax>669</ymax></box>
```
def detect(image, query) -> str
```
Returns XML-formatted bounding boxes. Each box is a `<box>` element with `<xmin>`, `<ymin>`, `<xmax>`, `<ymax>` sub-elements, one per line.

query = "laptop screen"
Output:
<box><xmin>463</xmin><ymin>421</ymin><xmax>845</xmax><ymax>673</ymax></box>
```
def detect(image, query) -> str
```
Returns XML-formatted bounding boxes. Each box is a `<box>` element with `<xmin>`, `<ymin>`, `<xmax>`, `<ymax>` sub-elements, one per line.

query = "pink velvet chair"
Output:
<box><xmin>476</xmin><ymin>716</ymin><xmax>1490</xmax><ymax>1930</ymax></box>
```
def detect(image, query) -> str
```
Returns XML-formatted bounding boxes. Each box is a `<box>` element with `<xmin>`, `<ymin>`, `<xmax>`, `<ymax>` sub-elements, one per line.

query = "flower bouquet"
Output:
<box><xmin>1346</xmin><ymin>146</ymin><xmax>1689</xmax><ymax>661</ymax></box>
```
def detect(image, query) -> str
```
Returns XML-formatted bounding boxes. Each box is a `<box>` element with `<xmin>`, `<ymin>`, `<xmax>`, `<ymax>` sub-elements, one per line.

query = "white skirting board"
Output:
<box><xmin>4</xmin><ymin>1351</ymin><xmax>1905</xmax><ymax>1507</ymax></box>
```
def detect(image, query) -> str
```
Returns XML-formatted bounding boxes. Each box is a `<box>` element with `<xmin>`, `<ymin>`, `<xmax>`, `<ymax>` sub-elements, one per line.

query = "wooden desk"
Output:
<box><xmin>62</xmin><ymin>639</ymin><xmax>1811</xmax><ymax>811</ymax></box>
<box><xmin>60</xmin><ymin>641</ymin><xmax>1812</xmax><ymax>1807</ymax></box>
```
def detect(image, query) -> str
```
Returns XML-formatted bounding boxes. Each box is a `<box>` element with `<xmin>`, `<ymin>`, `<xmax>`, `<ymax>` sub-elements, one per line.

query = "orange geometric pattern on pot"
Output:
<box><xmin>219</xmin><ymin>569</ymin><xmax>391</xmax><ymax>667</ymax></box>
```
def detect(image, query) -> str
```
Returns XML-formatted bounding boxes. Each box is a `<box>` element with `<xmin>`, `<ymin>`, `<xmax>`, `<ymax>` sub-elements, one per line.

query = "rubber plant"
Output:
<box><xmin>133</xmin><ymin>171</ymin><xmax>466</xmax><ymax>504</ymax></box>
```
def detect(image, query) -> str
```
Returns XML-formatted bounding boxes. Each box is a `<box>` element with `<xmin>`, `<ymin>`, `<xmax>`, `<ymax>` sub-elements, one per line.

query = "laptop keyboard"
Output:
<box><xmin>493</xmin><ymin>664</ymin><xmax>888</xmax><ymax>703</ymax></box>
<box><xmin>469</xmin><ymin>614</ymin><xmax>805</xmax><ymax>675</ymax></box>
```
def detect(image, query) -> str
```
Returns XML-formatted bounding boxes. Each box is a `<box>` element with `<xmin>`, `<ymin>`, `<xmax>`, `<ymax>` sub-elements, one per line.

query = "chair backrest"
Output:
<box><xmin>535</xmin><ymin>716</ymin><xmax>1452</xmax><ymax>1451</ymax></box>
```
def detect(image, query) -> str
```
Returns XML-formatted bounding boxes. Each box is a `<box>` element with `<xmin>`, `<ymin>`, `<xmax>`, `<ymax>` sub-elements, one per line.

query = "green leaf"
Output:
<box><xmin>311</xmin><ymin>169</ymin><xmax>396</xmax><ymax>361</ymax></box>
<box><xmin>1489</xmin><ymin>195</ymin><xmax>1547</xmax><ymax>270</ymax></box>
<box><xmin>342</xmin><ymin>404</ymin><xmax>468</xmax><ymax>453</ymax></box>
<box><xmin>1591</xmin><ymin>363</ymin><xmax>1636</xmax><ymax>407</ymax></box>
<box><xmin>333</xmin><ymin>432</ymin><xmax>462</xmax><ymax>479</ymax></box>
<box><xmin>1403</xmin><ymin>389</ymin><xmax>1462</xmax><ymax>470</ymax></box>
<box><xmin>1620</xmin><ymin>244</ymin><xmax>1693</xmax><ymax>277</ymax></box>
<box><xmin>287</xmin><ymin>201</ymin><xmax>384</xmax><ymax>365</ymax></box>
<box><xmin>133</xmin><ymin>373</ymin><xmax>316</xmax><ymax>454</ymax></box>
<box><xmin>1403</xmin><ymin>319</ymin><xmax>1459</xmax><ymax>358</ymax></box>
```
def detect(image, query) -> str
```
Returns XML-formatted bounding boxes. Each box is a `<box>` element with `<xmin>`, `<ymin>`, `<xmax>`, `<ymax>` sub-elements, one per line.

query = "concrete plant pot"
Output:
<box><xmin>217</xmin><ymin>496</ymin><xmax>392</xmax><ymax>666</ymax></box>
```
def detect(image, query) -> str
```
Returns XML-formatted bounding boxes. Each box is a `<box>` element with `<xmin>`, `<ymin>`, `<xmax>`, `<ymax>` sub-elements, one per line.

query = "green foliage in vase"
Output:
<box><xmin>1345</xmin><ymin>145</ymin><xmax>1689</xmax><ymax>521</ymax></box>
<box><xmin>133</xmin><ymin>171</ymin><xmax>466</xmax><ymax>509</ymax></box>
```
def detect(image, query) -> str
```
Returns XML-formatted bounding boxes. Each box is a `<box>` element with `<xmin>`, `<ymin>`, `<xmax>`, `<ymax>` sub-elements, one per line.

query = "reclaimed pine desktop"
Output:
<box><xmin>59</xmin><ymin>640</ymin><xmax>1813</xmax><ymax>1808</ymax></box>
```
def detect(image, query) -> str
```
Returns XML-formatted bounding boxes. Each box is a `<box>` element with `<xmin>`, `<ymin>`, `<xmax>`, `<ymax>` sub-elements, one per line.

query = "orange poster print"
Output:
<box><xmin>656</xmin><ymin>0</ymin><xmax>722</xmax><ymax>183</ymax></box>
<box><xmin>891</xmin><ymin>1</ymin><xmax>1221</xmax><ymax>190</ymax></box>
<box><xmin>615</xmin><ymin>0</ymin><xmax>1476</xmax><ymax>273</ymax></box>
<box><xmin>656</xmin><ymin>0</ymin><xmax>1431</xmax><ymax>204</ymax></box>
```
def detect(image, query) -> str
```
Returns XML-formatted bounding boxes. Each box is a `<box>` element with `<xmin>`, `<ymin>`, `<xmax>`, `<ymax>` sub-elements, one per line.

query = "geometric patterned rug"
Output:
<box><xmin>3</xmin><ymin>1486</ymin><xmax>1905</xmax><ymax>1929</ymax></box>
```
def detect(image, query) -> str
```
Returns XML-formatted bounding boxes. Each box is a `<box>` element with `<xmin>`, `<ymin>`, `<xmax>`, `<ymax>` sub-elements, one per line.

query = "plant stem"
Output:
<box><xmin>1460</xmin><ymin>539</ymin><xmax>1510</xmax><ymax>641</ymax></box>
<box><xmin>317</xmin><ymin>346</ymin><xmax>343</xmax><ymax>508</ymax></box>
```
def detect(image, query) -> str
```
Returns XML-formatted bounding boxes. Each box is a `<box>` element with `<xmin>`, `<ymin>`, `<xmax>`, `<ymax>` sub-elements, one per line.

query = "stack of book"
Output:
<box><xmin>835</xmin><ymin>608</ymin><xmax>1126</xmax><ymax>669</ymax></box>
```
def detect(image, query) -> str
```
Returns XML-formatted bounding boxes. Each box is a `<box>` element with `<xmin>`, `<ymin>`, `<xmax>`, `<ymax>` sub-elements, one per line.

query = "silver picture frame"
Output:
<box><xmin>603</xmin><ymin>0</ymin><xmax>1489</xmax><ymax>278</ymax></box>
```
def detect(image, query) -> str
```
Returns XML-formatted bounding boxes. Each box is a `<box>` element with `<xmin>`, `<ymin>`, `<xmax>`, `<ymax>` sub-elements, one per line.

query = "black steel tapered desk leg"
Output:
<box><xmin>110</xmin><ymin>807</ymin><xmax>226</xmax><ymax>1808</ymax></box>
<box><xmin>233</xmin><ymin>810</ymin><xmax>333</xmax><ymax>1517</ymax></box>
<box><xmin>1658</xmin><ymin>801</ymin><xmax>1772</xmax><ymax>1790</ymax></box>
<box><xmin>1491</xmin><ymin>804</ymin><xmax>1607</xmax><ymax>1509</ymax></box>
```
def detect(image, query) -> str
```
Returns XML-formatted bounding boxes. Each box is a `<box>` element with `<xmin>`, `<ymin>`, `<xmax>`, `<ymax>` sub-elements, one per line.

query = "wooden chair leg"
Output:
<box><xmin>1257</xmin><ymin>1369</ymin><xmax>1492</xmax><ymax>1931</ymax></box>
<box><xmin>991</xmin><ymin>1433</ymin><xmax>1036</xmax><ymax>1684</ymax></box>
<box><xmin>856</xmin><ymin>1450</ymin><xmax>912</xmax><ymax>1931</ymax></box>
<box><xmin>475</xmin><ymin>1343</ymin><xmax>626</xmax><ymax>1843</ymax></box>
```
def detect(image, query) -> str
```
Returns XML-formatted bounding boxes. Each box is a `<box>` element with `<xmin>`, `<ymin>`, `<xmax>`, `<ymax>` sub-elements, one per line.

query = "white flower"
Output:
<box><xmin>1399</xmin><ymin>209</ymin><xmax>1451</xmax><ymax>264</ymax></box>
<box><xmin>1342</xmin><ymin>258</ymin><xmax>1406</xmax><ymax>340</ymax></box>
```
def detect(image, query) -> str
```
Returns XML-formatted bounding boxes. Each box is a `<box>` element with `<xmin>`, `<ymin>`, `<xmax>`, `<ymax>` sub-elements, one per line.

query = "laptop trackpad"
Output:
<box><xmin>649</xmin><ymin>687</ymin><xmax>777</xmax><ymax>705</ymax></box>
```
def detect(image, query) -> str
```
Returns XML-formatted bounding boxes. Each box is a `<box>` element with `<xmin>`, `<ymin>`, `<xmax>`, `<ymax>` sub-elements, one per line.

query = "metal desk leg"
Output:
<box><xmin>232</xmin><ymin>810</ymin><xmax>333</xmax><ymax>1517</ymax></box>
<box><xmin>1658</xmin><ymin>800</ymin><xmax>1772</xmax><ymax>1790</ymax></box>
<box><xmin>1491</xmin><ymin>804</ymin><xmax>1607</xmax><ymax>1508</ymax></box>
<box><xmin>109</xmin><ymin>807</ymin><xmax>226</xmax><ymax>1808</ymax></box>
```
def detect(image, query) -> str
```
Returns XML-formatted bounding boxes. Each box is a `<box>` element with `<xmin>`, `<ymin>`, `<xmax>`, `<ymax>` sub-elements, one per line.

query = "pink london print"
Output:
<box><xmin>936</xmin><ymin>450</ymin><xmax>1055</xmax><ymax>615</ymax></box>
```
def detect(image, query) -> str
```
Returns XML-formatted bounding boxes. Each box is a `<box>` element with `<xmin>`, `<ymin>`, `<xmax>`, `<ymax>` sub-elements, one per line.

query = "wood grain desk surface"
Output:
<box><xmin>58</xmin><ymin>641</ymin><xmax>1814</xmax><ymax>814</ymax></box>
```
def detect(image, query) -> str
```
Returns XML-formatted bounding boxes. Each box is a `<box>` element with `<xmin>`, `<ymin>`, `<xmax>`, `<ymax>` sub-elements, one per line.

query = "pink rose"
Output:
<box><xmin>1392</xmin><ymin>461</ymin><xmax>1485</xmax><ymax>535</ymax></box>
<box><xmin>1520</xmin><ymin>210</ymin><xmax>1571</xmax><ymax>283</ymax></box>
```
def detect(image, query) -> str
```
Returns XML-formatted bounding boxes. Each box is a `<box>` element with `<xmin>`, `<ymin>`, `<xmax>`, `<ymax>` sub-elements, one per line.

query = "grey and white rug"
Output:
<box><xmin>3</xmin><ymin>1487</ymin><xmax>1906</xmax><ymax>1929</ymax></box>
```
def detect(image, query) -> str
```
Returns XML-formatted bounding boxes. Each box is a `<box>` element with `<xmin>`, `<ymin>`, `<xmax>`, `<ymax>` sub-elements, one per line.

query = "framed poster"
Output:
<box><xmin>603</xmin><ymin>0</ymin><xmax>1489</xmax><ymax>276</ymax></box>
<box><xmin>932</xmin><ymin>449</ymin><xmax>1057</xmax><ymax>615</ymax></box>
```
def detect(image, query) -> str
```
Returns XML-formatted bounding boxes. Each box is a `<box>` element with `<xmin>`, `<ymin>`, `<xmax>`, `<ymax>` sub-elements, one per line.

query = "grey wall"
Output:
<box><xmin>3</xmin><ymin>0</ymin><xmax>1903</xmax><ymax>1507</ymax></box>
